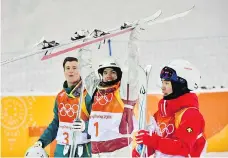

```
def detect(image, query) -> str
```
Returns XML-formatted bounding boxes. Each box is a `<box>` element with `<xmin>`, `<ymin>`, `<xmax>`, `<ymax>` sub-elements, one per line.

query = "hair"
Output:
<box><xmin>63</xmin><ymin>57</ymin><xmax>78</xmax><ymax>69</ymax></box>
<box><xmin>163</xmin><ymin>81</ymin><xmax>190</xmax><ymax>100</ymax></box>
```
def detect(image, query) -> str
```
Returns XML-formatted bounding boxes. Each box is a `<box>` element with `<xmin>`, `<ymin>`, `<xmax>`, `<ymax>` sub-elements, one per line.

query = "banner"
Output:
<box><xmin>1</xmin><ymin>91</ymin><xmax>228</xmax><ymax>157</ymax></box>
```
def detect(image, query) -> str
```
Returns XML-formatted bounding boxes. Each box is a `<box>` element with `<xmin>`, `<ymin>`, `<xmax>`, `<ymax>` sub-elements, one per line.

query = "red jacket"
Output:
<box><xmin>134</xmin><ymin>93</ymin><xmax>206</xmax><ymax>157</ymax></box>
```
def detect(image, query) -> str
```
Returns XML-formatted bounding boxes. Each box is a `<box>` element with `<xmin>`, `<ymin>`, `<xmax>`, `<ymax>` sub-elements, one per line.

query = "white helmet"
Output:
<box><xmin>98</xmin><ymin>57</ymin><xmax>121</xmax><ymax>71</ymax></box>
<box><xmin>25</xmin><ymin>146</ymin><xmax>48</xmax><ymax>157</ymax></box>
<box><xmin>97</xmin><ymin>56</ymin><xmax>122</xmax><ymax>82</ymax></box>
<box><xmin>160</xmin><ymin>59</ymin><xmax>201</xmax><ymax>90</ymax></box>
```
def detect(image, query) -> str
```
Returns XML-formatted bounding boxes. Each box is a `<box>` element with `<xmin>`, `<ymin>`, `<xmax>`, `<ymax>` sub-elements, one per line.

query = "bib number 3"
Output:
<box><xmin>63</xmin><ymin>132</ymin><xmax>69</xmax><ymax>144</ymax></box>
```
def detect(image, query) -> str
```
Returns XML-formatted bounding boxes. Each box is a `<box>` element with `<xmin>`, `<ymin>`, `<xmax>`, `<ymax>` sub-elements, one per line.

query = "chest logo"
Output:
<box><xmin>58</xmin><ymin>103</ymin><xmax>79</xmax><ymax>117</ymax></box>
<box><xmin>186</xmin><ymin>127</ymin><xmax>193</xmax><ymax>133</ymax></box>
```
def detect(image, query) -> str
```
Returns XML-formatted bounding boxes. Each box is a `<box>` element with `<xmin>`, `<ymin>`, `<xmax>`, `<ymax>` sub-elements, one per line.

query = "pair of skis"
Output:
<box><xmin>137</xmin><ymin>65</ymin><xmax>152</xmax><ymax>158</ymax></box>
<box><xmin>1</xmin><ymin>5</ymin><xmax>195</xmax><ymax>66</ymax></box>
<box><xmin>41</xmin><ymin>9</ymin><xmax>162</xmax><ymax>61</ymax></box>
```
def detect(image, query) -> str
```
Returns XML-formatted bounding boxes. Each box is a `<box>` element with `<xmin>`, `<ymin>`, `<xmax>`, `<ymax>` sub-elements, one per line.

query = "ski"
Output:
<box><xmin>41</xmin><ymin>5</ymin><xmax>195</xmax><ymax>61</ymax></box>
<box><xmin>69</xmin><ymin>82</ymin><xmax>85</xmax><ymax>158</ymax></box>
<box><xmin>138</xmin><ymin>65</ymin><xmax>152</xmax><ymax>129</ymax></box>
<box><xmin>41</xmin><ymin>10</ymin><xmax>162</xmax><ymax>60</ymax></box>
<box><xmin>1</xmin><ymin>5</ymin><xmax>195</xmax><ymax>65</ymax></box>
<box><xmin>137</xmin><ymin>65</ymin><xmax>152</xmax><ymax>158</ymax></box>
<box><xmin>148</xmin><ymin>5</ymin><xmax>195</xmax><ymax>26</ymax></box>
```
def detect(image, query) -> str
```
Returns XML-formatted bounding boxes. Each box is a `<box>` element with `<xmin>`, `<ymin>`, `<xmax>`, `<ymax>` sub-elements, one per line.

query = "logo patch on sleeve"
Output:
<box><xmin>186</xmin><ymin>127</ymin><xmax>193</xmax><ymax>133</ymax></box>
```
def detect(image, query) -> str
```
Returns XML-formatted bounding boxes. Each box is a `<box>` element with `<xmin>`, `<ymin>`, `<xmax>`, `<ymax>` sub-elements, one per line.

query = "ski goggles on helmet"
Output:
<box><xmin>160</xmin><ymin>66</ymin><xmax>186</xmax><ymax>83</ymax></box>
<box><xmin>160</xmin><ymin>66</ymin><xmax>178</xmax><ymax>82</ymax></box>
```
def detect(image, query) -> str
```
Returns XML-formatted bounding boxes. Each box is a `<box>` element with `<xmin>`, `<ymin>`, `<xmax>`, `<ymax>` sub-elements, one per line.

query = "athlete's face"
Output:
<box><xmin>161</xmin><ymin>79</ymin><xmax>173</xmax><ymax>96</ymax></box>
<box><xmin>102</xmin><ymin>68</ymin><xmax>118</xmax><ymax>82</ymax></box>
<box><xmin>64</xmin><ymin>61</ymin><xmax>80</xmax><ymax>87</ymax></box>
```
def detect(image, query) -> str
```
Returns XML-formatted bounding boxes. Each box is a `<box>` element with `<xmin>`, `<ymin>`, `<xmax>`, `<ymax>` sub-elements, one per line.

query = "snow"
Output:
<box><xmin>1</xmin><ymin>0</ymin><xmax>228</xmax><ymax>94</ymax></box>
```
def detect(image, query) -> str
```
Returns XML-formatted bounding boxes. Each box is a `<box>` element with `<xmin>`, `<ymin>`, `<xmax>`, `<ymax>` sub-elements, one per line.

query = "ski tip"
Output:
<box><xmin>145</xmin><ymin>65</ymin><xmax>152</xmax><ymax>72</ymax></box>
<box><xmin>154</xmin><ymin>10</ymin><xmax>162</xmax><ymax>18</ymax></box>
<box><xmin>189</xmin><ymin>5</ymin><xmax>195</xmax><ymax>11</ymax></box>
<box><xmin>185</xmin><ymin>5</ymin><xmax>196</xmax><ymax>14</ymax></box>
<box><xmin>157</xmin><ymin>10</ymin><xmax>162</xmax><ymax>17</ymax></box>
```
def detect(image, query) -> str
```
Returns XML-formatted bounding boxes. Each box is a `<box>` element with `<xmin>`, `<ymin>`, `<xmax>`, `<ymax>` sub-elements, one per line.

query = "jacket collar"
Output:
<box><xmin>158</xmin><ymin>93</ymin><xmax>199</xmax><ymax>117</ymax></box>
<box><xmin>63</xmin><ymin>79</ymin><xmax>82</xmax><ymax>98</ymax></box>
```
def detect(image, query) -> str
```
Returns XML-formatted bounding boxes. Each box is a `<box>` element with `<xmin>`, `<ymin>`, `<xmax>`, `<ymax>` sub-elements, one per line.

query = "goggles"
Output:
<box><xmin>160</xmin><ymin>66</ymin><xmax>179</xmax><ymax>82</ymax></box>
<box><xmin>160</xmin><ymin>66</ymin><xmax>186</xmax><ymax>84</ymax></box>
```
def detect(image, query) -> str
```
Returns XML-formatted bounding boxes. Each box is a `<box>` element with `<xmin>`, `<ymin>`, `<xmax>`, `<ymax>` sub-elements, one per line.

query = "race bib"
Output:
<box><xmin>56</xmin><ymin>122</ymin><xmax>73</xmax><ymax>145</ymax></box>
<box><xmin>88</xmin><ymin>111</ymin><xmax>123</xmax><ymax>141</ymax></box>
<box><xmin>56</xmin><ymin>122</ymin><xmax>90</xmax><ymax>145</ymax></box>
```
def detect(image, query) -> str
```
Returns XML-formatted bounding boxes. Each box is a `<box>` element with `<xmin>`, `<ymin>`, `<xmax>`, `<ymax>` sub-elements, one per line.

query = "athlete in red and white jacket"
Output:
<box><xmin>133</xmin><ymin>59</ymin><xmax>207</xmax><ymax>157</ymax></box>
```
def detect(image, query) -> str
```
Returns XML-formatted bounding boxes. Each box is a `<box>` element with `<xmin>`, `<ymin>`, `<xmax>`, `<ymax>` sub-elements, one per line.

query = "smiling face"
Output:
<box><xmin>102</xmin><ymin>67</ymin><xmax>118</xmax><ymax>82</ymax></box>
<box><xmin>64</xmin><ymin>61</ymin><xmax>80</xmax><ymax>87</ymax></box>
<box><xmin>161</xmin><ymin>79</ymin><xmax>173</xmax><ymax>96</ymax></box>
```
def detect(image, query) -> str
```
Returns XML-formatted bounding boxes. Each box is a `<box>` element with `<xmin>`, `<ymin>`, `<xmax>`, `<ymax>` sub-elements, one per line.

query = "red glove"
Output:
<box><xmin>135</xmin><ymin>130</ymin><xmax>160</xmax><ymax>149</ymax></box>
<box><xmin>132</xmin><ymin>145</ymin><xmax>155</xmax><ymax>157</ymax></box>
<box><xmin>119</xmin><ymin>107</ymin><xmax>134</xmax><ymax>134</ymax></box>
<box><xmin>132</xmin><ymin>148</ymin><xmax>140</xmax><ymax>157</ymax></box>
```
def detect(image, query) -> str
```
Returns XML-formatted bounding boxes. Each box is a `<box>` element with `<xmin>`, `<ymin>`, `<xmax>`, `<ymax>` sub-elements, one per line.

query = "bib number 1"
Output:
<box><xmin>94</xmin><ymin>122</ymin><xmax>99</xmax><ymax>137</ymax></box>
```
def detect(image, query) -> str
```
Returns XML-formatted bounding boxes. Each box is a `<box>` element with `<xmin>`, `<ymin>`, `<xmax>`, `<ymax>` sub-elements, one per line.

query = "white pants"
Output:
<box><xmin>92</xmin><ymin>145</ymin><xmax>132</xmax><ymax>158</ymax></box>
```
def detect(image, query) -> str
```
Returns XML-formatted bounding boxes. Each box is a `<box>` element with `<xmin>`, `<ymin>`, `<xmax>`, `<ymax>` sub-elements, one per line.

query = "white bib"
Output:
<box><xmin>56</xmin><ymin>122</ymin><xmax>89</xmax><ymax>145</ymax></box>
<box><xmin>88</xmin><ymin>111</ymin><xmax>128</xmax><ymax>141</ymax></box>
<box><xmin>56</xmin><ymin>122</ymin><xmax>73</xmax><ymax>145</ymax></box>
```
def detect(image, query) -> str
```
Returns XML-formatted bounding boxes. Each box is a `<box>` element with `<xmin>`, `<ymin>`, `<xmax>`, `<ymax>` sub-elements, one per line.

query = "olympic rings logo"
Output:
<box><xmin>94</xmin><ymin>92</ymin><xmax>113</xmax><ymax>105</ymax></box>
<box><xmin>158</xmin><ymin>122</ymin><xmax>174</xmax><ymax>137</ymax></box>
<box><xmin>58</xmin><ymin>103</ymin><xmax>79</xmax><ymax>117</ymax></box>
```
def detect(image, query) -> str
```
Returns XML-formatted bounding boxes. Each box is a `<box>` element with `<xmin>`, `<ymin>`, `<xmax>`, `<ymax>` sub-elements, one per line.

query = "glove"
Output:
<box><xmin>135</xmin><ymin>130</ymin><xmax>159</xmax><ymax>148</ymax></box>
<box><xmin>119</xmin><ymin>107</ymin><xmax>134</xmax><ymax>134</ymax></box>
<box><xmin>34</xmin><ymin>141</ymin><xmax>42</xmax><ymax>147</ymax></box>
<box><xmin>72</xmin><ymin>119</ymin><xmax>85</xmax><ymax>132</ymax></box>
<box><xmin>132</xmin><ymin>147</ymin><xmax>140</xmax><ymax>157</ymax></box>
<box><xmin>132</xmin><ymin>144</ymin><xmax>155</xmax><ymax>157</ymax></box>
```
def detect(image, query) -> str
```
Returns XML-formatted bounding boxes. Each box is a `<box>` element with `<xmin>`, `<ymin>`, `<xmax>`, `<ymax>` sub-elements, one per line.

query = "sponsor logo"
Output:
<box><xmin>186</xmin><ymin>127</ymin><xmax>193</xmax><ymax>133</ymax></box>
<box><xmin>90</xmin><ymin>114</ymin><xmax>112</xmax><ymax>119</ymax></box>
